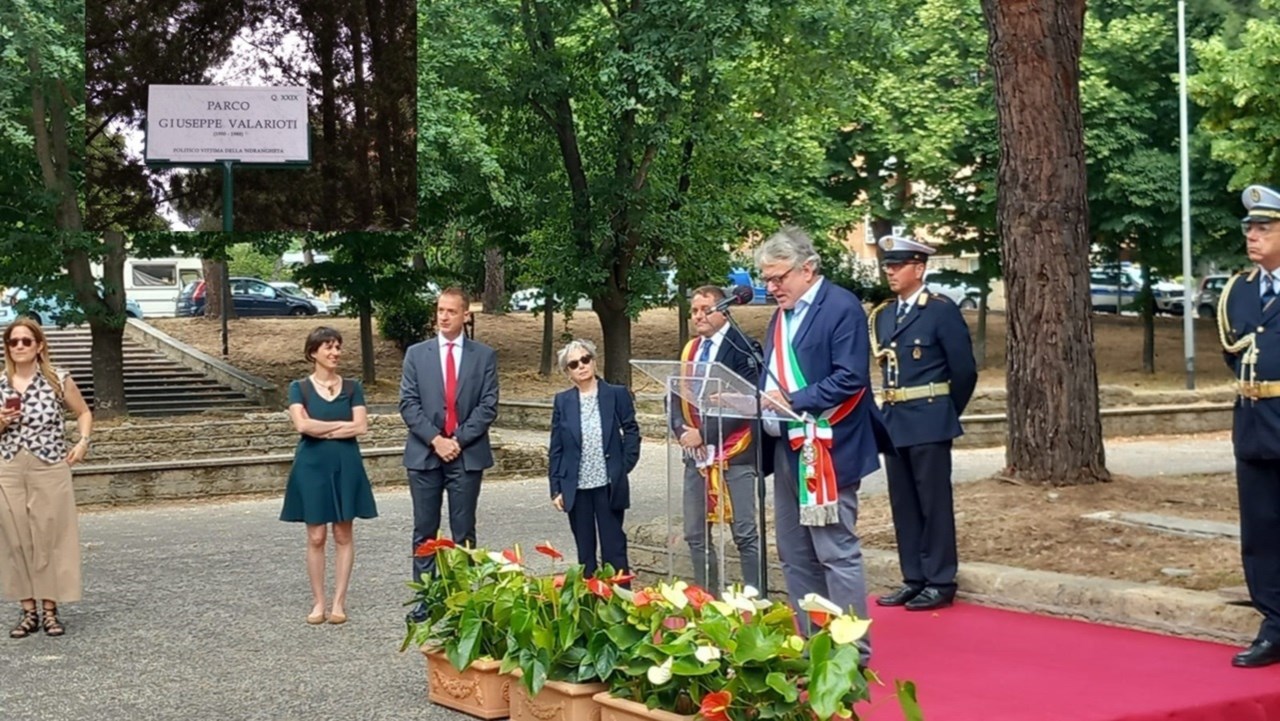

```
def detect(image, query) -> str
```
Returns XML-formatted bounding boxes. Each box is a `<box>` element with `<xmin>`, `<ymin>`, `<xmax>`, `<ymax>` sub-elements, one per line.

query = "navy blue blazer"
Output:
<box><xmin>1221</xmin><ymin>269</ymin><xmax>1280</xmax><ymax>460</ymax></box>
<box><xmin>548</xmin><ymin>380</ymin><xmax>642</xmax><ymax>512</ymax></box>
<box><xmin>760</xmin><ymin>279</ymin><xmax>891</xmax><ymax>486</ymax></box>
<box><xmin>873</xmin><ymin>290</ymin><xmax>978</xmax><ymax>448</ymax></box>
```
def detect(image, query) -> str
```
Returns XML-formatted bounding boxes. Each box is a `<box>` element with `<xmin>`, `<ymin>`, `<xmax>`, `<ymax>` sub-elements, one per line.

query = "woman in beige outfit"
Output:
<box><xmin>0</xmin><ymin>318</ymin><xmax>92</xmax><ymax>638</ymax></box>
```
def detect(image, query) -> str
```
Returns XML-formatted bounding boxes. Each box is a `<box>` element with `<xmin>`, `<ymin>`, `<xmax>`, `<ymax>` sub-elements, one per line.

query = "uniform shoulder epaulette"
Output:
<box><xmin>925</xmin><ymin>291</ymin><xmax>951</xmax><ymax>305</ymax></box>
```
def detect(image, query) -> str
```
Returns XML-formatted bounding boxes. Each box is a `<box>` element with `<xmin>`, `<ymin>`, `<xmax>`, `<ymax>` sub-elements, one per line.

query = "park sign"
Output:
<box><xmin>144</xmin><ymin>85</ymin><xmax>310</xmax><ymax>165</ymax></box>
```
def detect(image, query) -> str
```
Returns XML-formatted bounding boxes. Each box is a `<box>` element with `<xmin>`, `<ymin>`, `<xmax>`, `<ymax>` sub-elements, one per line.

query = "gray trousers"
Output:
<box><xmin>683</xmin><ymin>461</ymin><xmax>760</xmax><ymax>591</ymax></box>
<box><xmin>773</xmin><ymin>440</ymin><xmax>870</xmax><ymax>660</ymax></box>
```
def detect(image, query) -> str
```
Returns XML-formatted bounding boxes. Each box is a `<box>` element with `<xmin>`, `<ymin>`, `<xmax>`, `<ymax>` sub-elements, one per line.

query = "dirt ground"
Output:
<box><xmin>146</xmin><ymin>311</ymin><xmax>1243</xmax><ymax>592</ymax></box>
<box><xmin>150</xmin><ymin>306</ymin><xmax>1238</xmax><ymax>403</ymax></box>
<box><xmin>859</xmin><ymin>470</ymin><xmax>1243</xmax><ymax>592</ymax></box>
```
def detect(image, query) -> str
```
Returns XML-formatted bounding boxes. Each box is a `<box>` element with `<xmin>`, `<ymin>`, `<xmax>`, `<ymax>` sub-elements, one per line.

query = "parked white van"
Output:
<box><xmin>93</xmin><ymin>256</ymin><xmax>204</xmax><ymax>318</ymax></box>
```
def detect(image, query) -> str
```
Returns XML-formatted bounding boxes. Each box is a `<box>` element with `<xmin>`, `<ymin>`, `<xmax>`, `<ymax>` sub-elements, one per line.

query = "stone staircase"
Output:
<box><xmin>36</xmin><ymin>327</ymin><xmax>262</xmax><ymax>416</ymax></box>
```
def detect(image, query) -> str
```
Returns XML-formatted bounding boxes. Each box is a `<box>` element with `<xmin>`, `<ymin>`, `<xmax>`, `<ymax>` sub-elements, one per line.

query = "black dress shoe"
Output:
<box><xmin>1233</xmin><ymin>639</ymin><xmax>1280</xmax><ymax>668</ymax></box>
<box><xmin>405</xmin><ymin>605</ymin><xmax>428</xmax><ymax>625</ymax></box>
<box><xmin>904</xmin><ymin>587</ymin><xmax>955</xmax><ymax>611</ymax></box>
<box><xmin>876</xmin><ymin>585</ymin><xmax>925</xmax><ymax>607</ymax></box>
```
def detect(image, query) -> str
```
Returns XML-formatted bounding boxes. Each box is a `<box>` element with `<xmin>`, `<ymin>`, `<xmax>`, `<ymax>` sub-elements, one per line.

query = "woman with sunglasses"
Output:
<box><xmin>547</xmin><ymin>339</ymin><xmax>641</xmax><ymax>577</ymax></box>
<box><xmin>0</xmin><ymin>318</ymin><xmax>93</xmax><ymax>638</ymax></box>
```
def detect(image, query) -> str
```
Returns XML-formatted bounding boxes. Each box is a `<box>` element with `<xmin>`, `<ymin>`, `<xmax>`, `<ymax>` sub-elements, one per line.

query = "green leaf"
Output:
<box><xmin>895</xmin><ymin>680</ymin><xmax>925</xmax><ymax>721</ymax></box>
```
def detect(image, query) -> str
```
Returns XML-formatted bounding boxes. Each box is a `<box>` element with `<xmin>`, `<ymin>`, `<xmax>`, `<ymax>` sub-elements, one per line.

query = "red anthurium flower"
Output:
<box><xmin>683</xmin><ymin>585</ymin><xmax>716</xmax><ymax>610</ymax></box>
<box><xmin>414</xmin><ymin>537</ymin><xmax>456</xmax><ymax>557</ymax></box>
<box><xmin>553</xmin><ymin>574</ymin><xmax>566</xmax><ymax>589</ymax></box>
<box><xmin>535</xmin><ymin>542</ymin><xmax>563</xmax><ymax>561</ymax></box>
<box><xmin>807</xmin><ymin>610</ymin><xmax>832</xmax><ymax>627</ymax></box>
<box><xmin>633</xmin><ymin>590</ymin><xmax>656</xmax><ymax>607</ymax></box>
<box><xmin>662</xmin><ymin>615</ymin><xmax>688</xmax><ymax>631</ymax></box>
<box><xmin>608</xmin><ymin>570</ymin><xmax>636</xmax><ymax>586</ymax></box>
<box><xmin>700</xmin><ymin>690</ymin><xmax>732</xmax><ymax>721</ymax></box>
<box><xmin>586</xmin><ymin>578</ymin><xmax>614</xmax><ymax>599</ymax></box>
<box><xmin>502</xmin><ymin>546</ymin><xmax>523</xmax><ymax>565</ymax></box>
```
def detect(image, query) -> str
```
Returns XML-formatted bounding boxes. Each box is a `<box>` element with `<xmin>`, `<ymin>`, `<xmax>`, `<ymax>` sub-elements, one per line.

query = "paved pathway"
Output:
<box><xmin>4</xmin><ymin>433</ymin><xmax>1236</xmax><ymax>721</ymax></box>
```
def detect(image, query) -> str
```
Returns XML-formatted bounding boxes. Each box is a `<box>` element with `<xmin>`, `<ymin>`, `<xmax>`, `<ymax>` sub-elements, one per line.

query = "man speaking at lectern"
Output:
<box><xmin>756</xmin><ymin>227</ymin><xmax>886</xmax><ymax>660</ymax></box>
<box><xmin>672</xmin><ymin>285</ymin><xmax>763</xmax><ymax>591</ymax></box>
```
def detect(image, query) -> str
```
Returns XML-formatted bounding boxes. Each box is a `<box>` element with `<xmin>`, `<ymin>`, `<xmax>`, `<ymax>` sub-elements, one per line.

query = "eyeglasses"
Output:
<box><xmin>6</xmin><ymin>337</ymin><xmax>34</xmax><ymax>349</ymax></box>
<box><xmin>761</xmin><ymin>268</ymin><xmax>796</xmax><ymax>287</ymax></box>
<box><xmin>566</xmin><ymin>354</ymin><xmax>593</xmax><ymax>371</ymax></box>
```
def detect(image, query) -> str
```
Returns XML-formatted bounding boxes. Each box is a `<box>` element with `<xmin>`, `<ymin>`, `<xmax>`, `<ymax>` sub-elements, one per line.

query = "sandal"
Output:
<box><xmin>9</xmin><ymin>608</ymin><xmax>39</xmax><ymax>638</ymax></box>
<box><xmin>40</xmin><ymin>606</ymin><xmax>64</xmax><ymax>637</ymax></box>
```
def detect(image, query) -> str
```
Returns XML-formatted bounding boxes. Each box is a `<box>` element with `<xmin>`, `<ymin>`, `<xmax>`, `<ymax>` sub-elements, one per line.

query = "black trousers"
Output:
<box><xmin>567</xmin><ymin>486</ymin><xmax>629</xmax><ymax>577</ymax></box>
<box><xmin>1238</xmin><ymin>458</ymin><xmax>1280</xmax><ymax>643</ymax></box>
<box><xmin>408</xmin><ymin>461</ymin><xmax>483</xmax><ymax>582</ymax></box>
<box><xmin>883</xmin><ymin>440</ymin><xmax>957</xmax><ymax>592</ymax></box>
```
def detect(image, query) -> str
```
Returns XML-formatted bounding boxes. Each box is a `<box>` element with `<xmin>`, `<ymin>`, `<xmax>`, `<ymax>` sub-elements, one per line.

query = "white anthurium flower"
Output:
<box><xmin>829</xmin><ymin>615</ymin><xmax>872</xmax><ymax>646</ymax></box>
<box><xmin>708</xmin><ymin>600</ymin><xmax>736</xmax><ymax>617</ymax></box>
<box><xmin>485</xmin><ymin>552</ymin><xmax>522</xmax><ymax>573</ymax></box>
<box><xmin>798</xmin><ymin>593</ymin><xmax>842</xmax><ymax>616</ymax></box>
<box><xmin>741</xmin><ymin>585</ymin><xmax>759</xmax><ymax>599</ymax></box>
<box><xmin>647</xmin><ymin>657</ymin><xmax>674</xmax><ymax>685</ymax></box>
<box><xmin>718</xmin><ymin>589</ymin><xmax>756</xmax><ymax>614</ymax></box>
<box><xmin>694</xmin><ymin>645</ymin><xmax>722</xmax><ymax>664</ymax></box>
<box><xmin>659</xmin><ymin>581</ymin><xmax>690</xmax><ymax>610</ymax></box>
<box><xmin>785</xmin><ymin>635</ymin><xmax>805</xmax><ymax>653</ymax></box>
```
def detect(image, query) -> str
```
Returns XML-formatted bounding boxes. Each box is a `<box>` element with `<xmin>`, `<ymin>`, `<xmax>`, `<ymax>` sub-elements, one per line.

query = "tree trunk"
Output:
<box><xmin>540</xmin><ymin>292</ymin><xmax>555</xmax><ymax>376</ymax></box>
<box><xmin>347</xmin><ymin>1</ymin><xmax>375</xmax><ymax>228</ymax></box>
<box><xmin>1140</xmin><ymin>265</ymin><xmax>1155</xmax><ymax>374</ymax></box>
<box><xmin>359</xmin><ymin>298</ymin><xmax>376</xmax><ymax>385</ymax></box>
<box><xmin>365</xmin><ymin>0</ymin><xmax>398</xmax><ymax>224</ymax></box>
<box><xmin>676</xmin><ymin>286</ymin><xmax>690</xmax><ymax>349</ymax></box>
<box><xmin>595</xmin><ymin>300</ymin><xmax>632</xmax><ymax>387</ymax></box>
<box><xmin>482</xmin><ymin>246</ymin><xmax>505</xmax><ymax>314</ymax></box>
<box><xmin>66</xmin><ymin>235</ymin><xmax>127</xmax><ymax>419</ymax></box>
<box><xmin>201</xmin><ymin>259</ymin><xmax>237</xmax><ymax>319</ymax></box>
<box><xmin>316</xmin><ymin>6</ymin><xmax>339</xmax><ymax>230</ymax></box>
<box><xmin>981</xmin><ymin>0</ymin><xmax>1108</xmax><ymax>485</ymax></box>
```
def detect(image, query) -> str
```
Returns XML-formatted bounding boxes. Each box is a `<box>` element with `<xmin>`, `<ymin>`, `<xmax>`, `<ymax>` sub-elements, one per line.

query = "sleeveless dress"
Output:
<box><xmin>279</xmin><ymin>378</ymin><xmax>378</xmax><ymax>524</ymax></box>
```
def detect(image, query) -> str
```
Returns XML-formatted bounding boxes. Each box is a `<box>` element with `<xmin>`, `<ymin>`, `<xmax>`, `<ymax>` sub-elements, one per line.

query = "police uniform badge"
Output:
<box><xmin>1251</xmin><ymin>187</ymin><xmax>1263</xmax><ymax>203</ymax></box>
<box><xmin>913</xmin><ymin>346</ymin><xmax>922</xmax><ymax>360</ymax></box>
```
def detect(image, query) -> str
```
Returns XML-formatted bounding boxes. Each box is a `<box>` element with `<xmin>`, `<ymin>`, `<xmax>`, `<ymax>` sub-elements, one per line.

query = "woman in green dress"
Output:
<box><xmin>280</xmin><ymin>327</ymin><xmax>378</xmax><ymax>625</ymax></box>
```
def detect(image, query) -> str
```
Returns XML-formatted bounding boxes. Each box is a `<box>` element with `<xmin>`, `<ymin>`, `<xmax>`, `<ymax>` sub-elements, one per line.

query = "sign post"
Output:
<box><xmin>144</xmin><ymin>85</ymin><xmax>311</xmax><ymax>356</ymax></box>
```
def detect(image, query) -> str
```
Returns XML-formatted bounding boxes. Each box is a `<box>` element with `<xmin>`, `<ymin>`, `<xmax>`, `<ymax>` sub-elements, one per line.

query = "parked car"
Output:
<box><xmin>1195</xmin><ymin>273</ymin><xmax>1232</xmax><ymax>319</ymax></box>
<box><xmin>509</xmin><ymin>288</ymin><xmax>592</xmax><ymax>312</ymax></box>
<box><xmin>269</xmin><ymin>281</ymin><xmax>329</xmax><ymax>315</ymax></box>
<box><xmin>174</xmin><ymin>277</ymin><xmax>318</xmax><ymax>317</ymax></box>
<box><xmin>1089</xmin><ymin>265</ymin><xmax>1184</xmax><ymax>315</ymax></box>
<box><xmin>924</xmin><ymin>271</ymin><xmax>981</xmax><ymax>310</ymax></box>
<box><xmin>726</xmin><ymin>267</ymin><xmax>771</xmax><ymax>304</ymax></box>
<box><xmin>0</xmin><ymin>286</ymin><xmax>144</xmax><ymax>326</ymax></box>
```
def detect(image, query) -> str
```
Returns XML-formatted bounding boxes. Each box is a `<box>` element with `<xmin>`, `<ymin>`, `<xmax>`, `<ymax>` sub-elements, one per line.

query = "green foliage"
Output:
<box><xmin>227</xmin><ymin>242</ymin><xmax>282</xmax><ymax>281</ymax></box>
<box><xmin>1190</xmin><ymin>0</ymin><xmax>1280</xmax><ymax>189</ymax></box>
<box><xmin>376</xmin><ymin>291</ymin><xmax>436</xmax><ymax>353</ymax></box>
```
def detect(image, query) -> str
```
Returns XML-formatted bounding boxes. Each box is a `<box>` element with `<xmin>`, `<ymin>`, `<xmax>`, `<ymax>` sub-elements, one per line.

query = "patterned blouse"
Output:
<box><xmin>0</xmin><ymin>369</ymin><xmax>70</xmax><ymax>464</ymax></box>
<box><xmin>577</xmin><ymin>390</ymin><xmax>609</xmax><ymax>490</ymax></box>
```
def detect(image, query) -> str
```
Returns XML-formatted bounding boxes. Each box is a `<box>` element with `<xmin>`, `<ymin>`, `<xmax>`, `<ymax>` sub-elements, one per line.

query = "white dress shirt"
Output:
<box><xmin>763</xmin><ymin>277</ymin><xmax>825</xmax><ymax>436</ymax></box>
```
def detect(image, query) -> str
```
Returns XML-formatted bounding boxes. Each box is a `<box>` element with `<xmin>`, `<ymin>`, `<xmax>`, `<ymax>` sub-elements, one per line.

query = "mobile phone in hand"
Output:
<box><xmin>4</xmin><ymin>396</ymin><xmax>20</xmax><ymax>412</ymax></box>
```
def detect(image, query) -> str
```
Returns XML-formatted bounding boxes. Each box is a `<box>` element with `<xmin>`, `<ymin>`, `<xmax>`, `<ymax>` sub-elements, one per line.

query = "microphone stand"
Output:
<box><xmin>720</xmin><ymin>308</ymin><xmax>771</xmax><ymax>596</ymax></box>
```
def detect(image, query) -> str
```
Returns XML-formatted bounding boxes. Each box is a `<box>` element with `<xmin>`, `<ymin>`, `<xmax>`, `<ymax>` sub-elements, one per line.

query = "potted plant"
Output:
<box><xmin>401</xmin><ymin>538</ymin><xmax>527</xmax><ymax>719</ymax></box>
<box><xmin>499</xmin><ymin>542</ymin><xmax>634</xmax><ymax>721</ymax></box>
<box><xmin>596</xmin><ymin>583</ymin><xmax>920</xmax><ymax>721</ymax></box>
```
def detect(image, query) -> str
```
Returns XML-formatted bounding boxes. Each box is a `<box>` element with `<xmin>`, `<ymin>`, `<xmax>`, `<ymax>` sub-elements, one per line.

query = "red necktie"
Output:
<box><xmin>444</xmin><ymin>342</ymin><xmax>458</xmax><ymax>436</ymax></box>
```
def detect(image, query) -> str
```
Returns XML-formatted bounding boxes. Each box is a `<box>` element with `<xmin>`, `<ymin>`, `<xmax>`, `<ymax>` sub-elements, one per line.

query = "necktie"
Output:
<box><xmin>697</xmin><ymin>338</ymin><xmax>713</xmax><ymax>364</ymax></box>
<box><xmin>1265</xmin><ymin>274</ymin><xmax>1276</xmax><ymax>309</ymax></box>
<box><xmin>896</xmin><ymin>302</ymin><xmax>909</xmax><ymax>323</ymax></box>
<box><xmin>444</xmin><ymin>342</ymin><xmax>458</xmax><ymax>436</ymax></box>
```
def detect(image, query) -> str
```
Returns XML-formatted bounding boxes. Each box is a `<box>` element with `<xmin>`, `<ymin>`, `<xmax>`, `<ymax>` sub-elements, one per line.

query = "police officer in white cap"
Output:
<box><xmin>1219</xmin><ymin>183</ymin><xmax>1280</xmax><ymax>668</ymax></box>
<box><xmin>869</xmin><ymin>235</ymin><xmax>977</xmax><ymax>611</ymax></box>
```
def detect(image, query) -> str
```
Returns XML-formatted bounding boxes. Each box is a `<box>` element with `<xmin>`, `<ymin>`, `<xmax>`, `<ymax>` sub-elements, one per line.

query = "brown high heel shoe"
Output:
<box><xmin>10</xmin><ymin>608</ymin><xmax>39</xmax><ymax>638</ymax></box>
<box><xmin>40</xmin><ymin>606</ymin><xmax>64</xmax><ymax>637</ymax></box>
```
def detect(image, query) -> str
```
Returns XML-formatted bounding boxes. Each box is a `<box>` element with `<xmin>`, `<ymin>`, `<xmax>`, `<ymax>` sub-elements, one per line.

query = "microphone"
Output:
<box><xmin>713</xmin><ymin>284</ymin><xmax>755</xmax><ymax>313</ymax></box>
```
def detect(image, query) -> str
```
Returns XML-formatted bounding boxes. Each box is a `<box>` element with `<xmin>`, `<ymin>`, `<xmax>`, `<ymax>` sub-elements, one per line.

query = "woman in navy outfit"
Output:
<box><xmin>548</xmin><ymin>339</ymin><xmax>641</xmax><ymax>576</ymax></box>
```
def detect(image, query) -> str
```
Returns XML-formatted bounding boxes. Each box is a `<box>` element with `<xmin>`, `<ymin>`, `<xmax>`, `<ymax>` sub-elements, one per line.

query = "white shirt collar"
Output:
<box><xmin>794</xmin><ymin>276</ymin><xmax>824</xmax><ymax>312</ymax></box>
<box><xmin>898</xmin><ymin>285</ymin><xmax>927</xmax><ymax>310</ymax></box>
<box><xmin>438</xmin><ymin>333</ymin><xmax>464</xmax><ymax>349</ymax></box>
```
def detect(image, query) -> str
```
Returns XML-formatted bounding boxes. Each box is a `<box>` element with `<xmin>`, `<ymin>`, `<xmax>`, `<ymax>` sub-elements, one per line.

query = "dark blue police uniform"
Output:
<box><xmin>870</xmin><ymin>235</ymin><xmax>978</xmax><ymax>611</ymax></box>
<box><xmin>1220</xmin><ymin>183</ymin><xmax>1280</xmax><ymax>668</ymax></box>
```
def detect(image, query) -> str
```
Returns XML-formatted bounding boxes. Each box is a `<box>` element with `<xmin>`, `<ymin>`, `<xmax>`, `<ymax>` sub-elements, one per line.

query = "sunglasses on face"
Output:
<box><xmin>566</xmin><ymin>354</ymin><xmax>593</xmax><ymax>371</ymax></box>
<box><xmin>6</xmin><ymin>337</ymin><xmax>35</xmax><ymax>349</ymax></box>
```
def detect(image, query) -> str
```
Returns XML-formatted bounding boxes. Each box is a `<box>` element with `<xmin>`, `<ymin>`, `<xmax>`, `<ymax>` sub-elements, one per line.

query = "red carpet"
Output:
<box><xmin>858</xmin><ymin>599</ymin><xmax>1280</xmax><ymax>721</ymax></box>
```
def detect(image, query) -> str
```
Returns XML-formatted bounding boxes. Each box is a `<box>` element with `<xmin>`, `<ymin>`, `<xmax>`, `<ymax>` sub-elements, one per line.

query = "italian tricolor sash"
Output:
<box><xmin>679</xmin><ymin>337</ymin><xmax>752</xmax><ymax>523</ymax></box>
<box><xmin>772</xmin><ymin>310</ymin><xmax>863</xmax><ymax>526</ymax></box>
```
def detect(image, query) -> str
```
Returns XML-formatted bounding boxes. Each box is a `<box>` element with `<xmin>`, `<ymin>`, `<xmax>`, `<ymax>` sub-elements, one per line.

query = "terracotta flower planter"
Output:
<box><xmin>423</xmin><ymin>648</ymin><xmax>511</xmax><ymax>719</ymax></box>
<box><xmin>510</xmin><ymin>677</ymin><xmax>608</xmax><ymax>721</ymax></box>
<box><xmin>592</xmin><ymin>691</ymin><xmax>695</xmax><ymax>721</ymax></box>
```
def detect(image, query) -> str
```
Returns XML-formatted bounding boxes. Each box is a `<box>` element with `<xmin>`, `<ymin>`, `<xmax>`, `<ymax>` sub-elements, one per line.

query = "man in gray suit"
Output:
<box><xmin>400</xmin><ymin>288</ymin><xmax>499</xmax><ymax>601</ymax></box>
